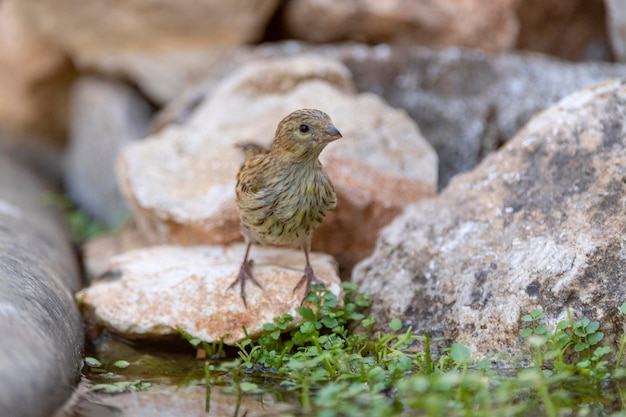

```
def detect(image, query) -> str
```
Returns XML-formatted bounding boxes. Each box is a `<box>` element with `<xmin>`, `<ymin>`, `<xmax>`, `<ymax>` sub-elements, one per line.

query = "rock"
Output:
<box><xmin>82</xmin><ymin>222</ymin><xmax>148</xmax><ymax>279</ymax></box>
<box><xmin>0</xmin><ymin>154</ymin><xmax>83</xmax><ymax>417</ymax></box>
<box><xmin>148</xmin><ymin>42</ymin><xmax>626</xmax><ymax>189</ymax></box>
<box><xmin>334</xmin><ymin>45</ymin><xmax>626</xmax><ymax>188</ymax></box>
<box><xmin>63</xmin><ymin>76</ymin><xmax>153</xmax><ymax>226</ymax></box>
<box><xmin>0</xmin><ymin>127</ymin><xmax>64</xmax><ymax>186</ymax></box>
<box><xmin>282</xmin><ymin>0</ymin><xmax>519</xmax><ymax>53</ymax></box>
<box><xmin>118</xmin><ymin>54</ymin><xmax>437</xmax><ymax>271</ymax></box>
<box><xmin>77</xmin><ymin>244</ymin><xmax>342</xmax><ymax>344</ymax></box>
<box><xmin>0</xmin><ymin>0</ymin><xmax>75</xmax><ymax>143</ymax></box>
<box><xmin>14</xmin><ymin>0</ymin><xmax>280</xmax><ymax>104</ymax></box>
<box><xmin>516</xmin><ymin>0</ymin><xmax>610</xmax><ymax>61</ymax></box>
<box><xmin>78</xmin><ymin>50</ymin><xmax>231</xmax><ymax>105</ymax></box>
<box><xmin>607</xmin><ymin>0</ymin><xmax>626</xmax><ymax>61</ymax></box>
<box><xmin>353</xmin><ymin>78</ymin><xmax>626</xmax><ymax>357</ymax></box>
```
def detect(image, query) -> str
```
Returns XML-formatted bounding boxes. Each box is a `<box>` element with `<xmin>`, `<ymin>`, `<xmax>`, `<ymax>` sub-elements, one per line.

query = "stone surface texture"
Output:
<box><xmin>0</xmin><ymin>154</ymin><xmax>83</xmax><ymax>417</ymax></box>
<box><xmin>63</xmin><ymin>76</ymin><xmax>153</xmax><ymax>226</ymax></box>
<box><xmin>283</xmin><ymin>0</ymin><xmax>519</xmax><ymax>52</ymax></box>
<box><xmin>353</xmin><ymin>78</ymin><xmax>626</xmax><ymax>357</ymax></box>
<box><xmin>77</xmin><ymin>244</ymin><xmax>342</xmax><ymax>345</ymax></box>
<box><xmin>0</xmin><ymin>0</ymin><xmax>75</xmax><ymax>143</ymax></box>
<box><xmin>333</xmin><ymin>45</ymin><xmax>626</xmax><ymax>188</ymax></box>
<box><xmin>83</xmin><ymin>222</ymin><xmax>148</xmax><ymax>279</ymax></box>
<box><xmin>607</xmin><ymin>0</ymin><xmax>626</xmax><ymax>61</ymax></box>
<box><xmin>149</xmin><ymin>43</ymin><xmax>626</xmax><ymax>189</ymax></box>
<box><xmin>117</xmin><ymin>55</ymin><xmax>437</xmax><ymax>270</ymax></box>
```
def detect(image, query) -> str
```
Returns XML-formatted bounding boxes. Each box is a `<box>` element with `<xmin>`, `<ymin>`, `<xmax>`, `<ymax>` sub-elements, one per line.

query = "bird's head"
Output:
<box><xmin>272</xmin><ymin>109</ymin><xmax>342</xmax><ymax>160</ymax></box>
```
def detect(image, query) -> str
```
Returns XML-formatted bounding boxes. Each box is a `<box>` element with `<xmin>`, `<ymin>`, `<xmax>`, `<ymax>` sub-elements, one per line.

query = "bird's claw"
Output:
<box><xmin>293</xmin><ymin>264</ymin><xmax>325</xmax><ymax>305</ymax></box>
<box><xmin>227</xmin><ymin>259</ymin><xmax>263</xmax><ymax>308</ymax></box>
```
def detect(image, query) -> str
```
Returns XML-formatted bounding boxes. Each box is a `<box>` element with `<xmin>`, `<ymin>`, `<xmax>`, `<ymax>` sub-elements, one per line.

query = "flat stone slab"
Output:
<box><xmin>77</xmin><ymin>244</ymin><xmax>342</xmax><ymax>345</ymax></box>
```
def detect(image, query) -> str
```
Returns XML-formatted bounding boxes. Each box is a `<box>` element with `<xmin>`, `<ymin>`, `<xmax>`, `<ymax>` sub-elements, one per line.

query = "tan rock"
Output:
<box><xmin>117</xmin><ymin>55</ymin><xmax>438</xmax><ymax>270</ymax></box>
<box><xmin>353</xmin><ymin>78</ymin><xmax>626</xmax><ymax>357</ymax></box>
<box><xmin>283</xmin><ymin>0</ymin><xmax>519</xmax><ymax>52</ymax></box>
<box><xmin>516</xmin><ymin>0</ymin><xmax>610</xmax><ymax>61</ymax></box>
<box><xmin>77</xmin><ymin>244</ymin><xmax>342</xmax><ymax>344</ymax></box>
<box><xmin>14</xmin><ymin>0</ymin><xmax>280</xmax><ymax>103</ymax></box>
<box><xmin>82</xmin><ymin>222</ymin><xmax>148</xmax><ymax>279</ymax></box>
<box><xmin>0</xmin><ymin>0</ymin><xmax>75</xmax><ymax>143</ymax></box>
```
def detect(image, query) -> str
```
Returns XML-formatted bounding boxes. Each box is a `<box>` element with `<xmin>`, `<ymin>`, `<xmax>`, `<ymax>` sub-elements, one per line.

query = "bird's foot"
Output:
<box><xmin>227</xmin><ymin>259</ymin><xmax>263</xmax><ymax>308</ymax></box>
<box><xmin>293</xmin><ymin>264</ymin><xmax>325</xmax><ymax>304</ymax></box>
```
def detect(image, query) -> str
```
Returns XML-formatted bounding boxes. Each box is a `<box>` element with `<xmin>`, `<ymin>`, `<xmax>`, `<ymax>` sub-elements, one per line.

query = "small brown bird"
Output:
<box><xmin>228</xmin><ymin>109</ymin><xmax>342</xmax><ymax>306</ymax></box>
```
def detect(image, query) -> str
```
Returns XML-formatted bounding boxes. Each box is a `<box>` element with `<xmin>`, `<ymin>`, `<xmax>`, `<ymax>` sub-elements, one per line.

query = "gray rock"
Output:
<box><xmin>64</xmin><ymin>76</ymin><xmax>153</xmax><ymax>226</ymax></box>
<box><xmin>607</xmin><ymin>0</ymin><xmax>626</xmax><ymax>61</ymax></box>
<box><xmin>333</xmin><ymin>45</ymin><xmax>626</xmax><ymax>187</ymax></box>
<box><xmin>151</xmin><ymin>43</ymin><xmax>626</xmax><ymax>188</ymax></box>
<box><xmin>352</xmin><ymin>78</ymin><xmax>626</xmax><ymax>357</ymax></box>
<box><xmin>0</xmin><ymin>154</ymin><xmax>83</xmax><ymax>417</ymax></box>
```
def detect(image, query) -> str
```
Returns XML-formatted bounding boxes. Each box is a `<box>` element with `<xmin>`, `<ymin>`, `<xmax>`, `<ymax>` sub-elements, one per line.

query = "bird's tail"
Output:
<box><xmin>235</xmin><ymin>142</ymin><xmax>269</xmax><ymax>159</ymax></box>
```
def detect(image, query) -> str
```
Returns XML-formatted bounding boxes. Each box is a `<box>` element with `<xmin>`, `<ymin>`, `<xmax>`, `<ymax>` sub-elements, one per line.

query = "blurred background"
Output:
<box><xmin>0</xmin><ymin>0</ymin><xmax>624</xmax><ymax>224</ymax></box>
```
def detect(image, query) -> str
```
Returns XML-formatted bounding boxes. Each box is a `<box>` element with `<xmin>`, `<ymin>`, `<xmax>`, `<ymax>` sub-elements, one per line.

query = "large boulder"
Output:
<box><xmin>14</xmin><ymin>0</ymin><xmax>280</xmax><ymax>104</ymax></box>
<box><xmin>282</xmin><ymin>0</ymin><xmax>519</xmax><ymax>52</ymax></box>
<box><xmin>117</xmin><ymin>54</ymin><xmax>437</xmax><ymax>271</ymax></box>
<box><xmin>353</xmin><ymin>78</ymin><xmax>626</xmax><ymax>357</ymax></box>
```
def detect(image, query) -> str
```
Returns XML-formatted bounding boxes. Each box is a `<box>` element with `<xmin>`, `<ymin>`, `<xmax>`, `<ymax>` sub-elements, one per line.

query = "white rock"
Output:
<box><xmin>117</xmin><ymin>54</ymin><xmax>438</xmax><ymax>269</ymax></box>
<box><xmin>77</xmin><ymin>244</ymin><xmax>342</xmax><ymax>344</ymax></box>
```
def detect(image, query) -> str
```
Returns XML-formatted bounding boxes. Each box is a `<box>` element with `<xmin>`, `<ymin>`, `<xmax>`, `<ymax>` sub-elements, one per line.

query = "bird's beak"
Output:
<box><xmin>321</xmin><ymin>124</ymin><xmax>342</xmax><ymax>143</ymax></box>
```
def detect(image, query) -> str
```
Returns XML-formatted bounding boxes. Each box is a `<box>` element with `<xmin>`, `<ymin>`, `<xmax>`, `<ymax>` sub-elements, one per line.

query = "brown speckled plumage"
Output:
<box><xmin>228</xmin><ymin>109</ymin><xmax>342</xmax><ymax>306</ymax></box>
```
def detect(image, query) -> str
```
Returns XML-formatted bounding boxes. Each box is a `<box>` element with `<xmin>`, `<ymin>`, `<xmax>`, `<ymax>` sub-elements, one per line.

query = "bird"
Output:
<box><xmin>227</xmin><ymin>109</ymin><xmax>342</xmax><ymax>307</ymax></box>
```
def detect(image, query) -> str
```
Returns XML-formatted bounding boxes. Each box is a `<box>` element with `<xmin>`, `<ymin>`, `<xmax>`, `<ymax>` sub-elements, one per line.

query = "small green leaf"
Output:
<box><xmin>113</xmin><ymin>360</ymin><xmax>130</xmax><ymax>369</ymax></box>
<box><xmin>476</xmin><ymin>358</ymin><xmax>491</xmax><ymax>370</ymax></box>
<box><xmin>321</xmin><ymin>316</ymin><xmax>339</xmax><ymax>329</ymax></box>
<box><xmin>520</xmin><ymin>328</ymin><xmax>533</xmax><ymax>338</ymax></box>
<box><xmin>620</xmin><ymin>302</ymin><xmax>626</xmax><ymax>315</ymax></box>
<box><xmin>91</xmin><ymin>383</ymin><xmax>124</xmax><ymax>393</ymax></box>
<box><xmin>300</xmin><ymin>322</ymin><xmax>316</xmax><ymax>334</ymax></box>
<box><xmin>593</xmin><ymin>346</ymin><xmax>611</xmax><ymax>359</ymax></box>
<box><xmin>575</xmin><ymin>342</ymin><xmax>588</xmax><ymax>352</ymax></box>
<box><xmin>586</xmin><ymin>321</ymin><xmax>600</xmax><ymax>333</ymax></box>
<box><xmin>588</xmin><ymin>332</ymin><xmax>604</xmax><ymax>345</ymax></box>
<box><xmin>531</xmin><ymin>309</ymin><xmax>544</xmax><ymax>319</ymax></box>
<box><xmin>239</xmin><ymin>382</ymin><xmax>259</xmax><ymax>393</ymax></box>
<box><xmin>84</xmin><ymin>357</ymin><xmax>102</xmax><ymax>367</ymax></box>
<box><xmin>534</xmin><ymin>324</ymin><xmax>548</xmax><ymax>335</ymax></box>
<box><xmin>299</xmin><ymin>307</ymin><xmax>315</xmax><ymax>320</ymax></box>
<box><xmin>389</xmin><ymin>318</ymin><xmax>402</xmax><ymax>332</ymax></box>
<box><xmin>361</xmin><ymin>317</ymin><xmax>375</xmax><ymax>328</ymax></box>
<box><xmin>450</xmin><ymin>343</ymin><xmax>471</xmax><ymax>364</ymax></box>
<box><xmin>556</xmin><ymin>320</ymin><xmax>570</xmax><ymax>330</ymax></box>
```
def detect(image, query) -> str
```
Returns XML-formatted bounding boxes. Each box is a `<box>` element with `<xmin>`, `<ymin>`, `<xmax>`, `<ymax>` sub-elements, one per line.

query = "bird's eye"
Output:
<box><xmin>299</xmin><ymin>124</ymin><xmax>309</xmax><ymax>133</ymax></box>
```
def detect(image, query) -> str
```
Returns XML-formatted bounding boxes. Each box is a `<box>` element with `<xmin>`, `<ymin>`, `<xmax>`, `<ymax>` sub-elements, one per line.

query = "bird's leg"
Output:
<box><xmin>293</xmin><ymin>242</ymin><xmax>325</xmax><ymax>302</ymax></box>
<box><xmin>227</xmin><ymin>243</ymin><xmax>263</xmax><ymax>308</ymax></box>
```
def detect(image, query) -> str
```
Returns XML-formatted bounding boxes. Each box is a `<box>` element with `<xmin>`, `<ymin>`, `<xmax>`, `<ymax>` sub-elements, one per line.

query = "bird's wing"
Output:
<box><xmin>236</xmin><ymin>156</ymin><xmax>267</xmax><ymax>195</ymax></box>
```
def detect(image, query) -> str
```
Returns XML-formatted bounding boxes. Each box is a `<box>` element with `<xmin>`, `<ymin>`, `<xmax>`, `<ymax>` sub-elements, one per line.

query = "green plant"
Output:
<box><xmin>171</xmin><ymin>287</ymin><xmax>626</xmax><ymax>416</ymax></box>
<box><xmin>41</xmin><ymin>192</ymin><xmax>111</xmax><ymax>242</ymax></box>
